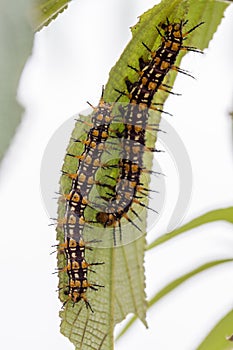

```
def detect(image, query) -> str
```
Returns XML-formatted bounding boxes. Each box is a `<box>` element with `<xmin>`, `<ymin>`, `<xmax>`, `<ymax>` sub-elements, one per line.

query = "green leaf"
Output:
<box><xmin>57</xmin><ymin>117</ymin><xmax>148</xmax><ymax>350</ymax></box>
<box><xmin>59</xmin><ymin>237</ymin><xmax>148</xmax><ymax>350</ymax></box>
<box><xmin>197</xmin><ymin>309</ymin><xmax>233</xmax><ymax>350</ymax></box>
<box><xmin>56</xmin><ymin>0</ymin><xmax>230</xmax><ymax>349</ymax></box>
<box><xmin>30</xmin><ymin>0</ymin><xmax>72</xmax><ymax>31</ymax></box>
<box><xmin>116</xmin><ymin>259</ymin><xmax>233</xmax><ymax>340</ymax></box>
<box><xmin>147</xmin><ymin>207</ymin><xmax>233</xmax><ymax>251</ymax></box>
<box><xmin>0</xmin><ymin>0</ymin><xmax>34</xmax><ymax>162</ymax></box>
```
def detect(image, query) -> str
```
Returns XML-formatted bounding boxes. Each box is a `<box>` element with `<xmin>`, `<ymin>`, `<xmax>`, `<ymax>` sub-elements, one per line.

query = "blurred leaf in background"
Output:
<box><xmin>0</xmin><ymin>0</ymin><xmax>72</xmax><ymax>163</ymax></box>
<box><xmin>0</xmin><ymin>0</ymin><xmax>34</xmax><ymax>162</ymax></box>
<box><xmin>31</xmin><ymin>0</ymin><xmax>71</xmax><ymax>31</ymax></box>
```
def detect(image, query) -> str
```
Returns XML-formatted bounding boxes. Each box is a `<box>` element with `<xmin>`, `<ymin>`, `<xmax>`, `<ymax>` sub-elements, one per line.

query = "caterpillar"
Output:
<box><xmin>57</xmin><ymin>87</ymin><xmax>119</xmax><ymax>310</ymax></box>
<box><xmin>62</xmin><ymin>86</ymin><xmax>116</xmax><ymax>240</ymax></box>
<box><xmin>56</xmin><ymin>237</ymin><xmax>104</xmax><ymax>312</ymax></box>
<box><xmin>96</xmin><ymin>19</ymin><xmax>203</xmax><ymax>243</ymax></box>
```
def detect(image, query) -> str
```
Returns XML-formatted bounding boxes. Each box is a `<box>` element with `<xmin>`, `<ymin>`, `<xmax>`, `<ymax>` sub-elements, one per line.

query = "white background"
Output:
<box><xmin>0</xmin><ymin>0</ymin><xmax>233</xmax><ymax>349</ymax></box>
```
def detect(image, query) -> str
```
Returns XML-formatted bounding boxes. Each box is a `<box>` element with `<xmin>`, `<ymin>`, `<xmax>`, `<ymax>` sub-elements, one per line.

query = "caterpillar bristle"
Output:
<box><xmin>127</xmin><ymin>64</ymin><xmax>139</xmax><ymax>73</ymax></box>
<box><xmin>183</xmin><ymin>21</ymin><xmax>204</xmax><ymax>36</ymax></box>
<box><xmin>182</xmin><ymin>46</ymin><xmax>203</xmax><ymax>54</ymax></box>
<box><xmin>142</xmin><ymin>41</ymin><xmax>152</xmax><ymax>53</ymax></box>
<box><xmin>130</xmin><ymin>207</ymin><xmax>142</xmax><ymax>221</ymax></box>
<box><xmin>133</xmin><ymin>198</ymin><xmax>158</xmax><ymax>213</ymax></box>
<box><xmin>159</xmin><ymin>84</ymin><xmax>181</xmax><ymax>96</ymax></box>
<box><xmin>172</xmin><ymin>65</ymin><xmax>195</xmax><ymax>79</ymax></box>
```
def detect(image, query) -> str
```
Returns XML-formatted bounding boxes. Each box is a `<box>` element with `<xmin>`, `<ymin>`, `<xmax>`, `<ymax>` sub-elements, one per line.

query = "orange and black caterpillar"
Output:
<box><xmin>62</xmin><ymin>86</ymin><xmax>116</xmax><ymax>241</ymax></box>
<box><xmin>56</xmin><ymin>237</ymin><xmax>104</xmax><ymax>312</ymax></box>
<box><xmin>96</xmin><ymin>19</ymin><xmax>203</xmax><ymax>243</ymax></box>
<box><xmin>127</xmin><ymin>19</ymin><xmax>203</xmax><ymax>106</ymax></box>
<box><xmin>57</xmin><ymin>88</ymin><xmax>118</xmax><ymax>310</ymax></box>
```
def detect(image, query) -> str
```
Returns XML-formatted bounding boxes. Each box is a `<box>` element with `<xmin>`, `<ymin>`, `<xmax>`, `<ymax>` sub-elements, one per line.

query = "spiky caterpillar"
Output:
<box><xmin>62</xmin><ymin>87</ymin><xmax>115</xmax><ymax>240</ymax></box>
<box><xmin>57</xmin><ymin>87</ymin><xmax>118</xmax><ymax>310</ymax></box>
<box><xmin>56</xmin><ymin>237</ymin><xmax>104</xmax><ymax>312</ymax></box>
<box><xmin>96</xmin><ymin>19</ymin><xmax>203</xmax><ymax>243</ymax></box>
